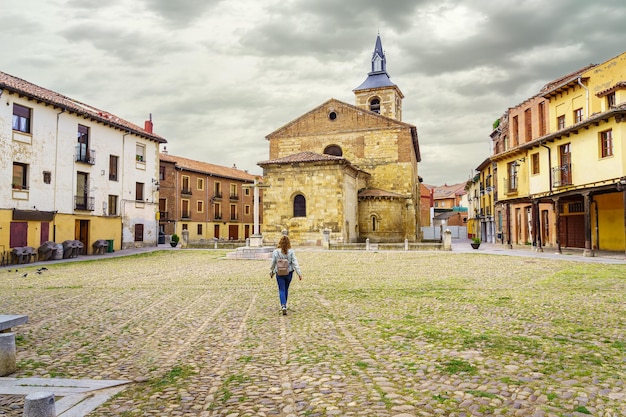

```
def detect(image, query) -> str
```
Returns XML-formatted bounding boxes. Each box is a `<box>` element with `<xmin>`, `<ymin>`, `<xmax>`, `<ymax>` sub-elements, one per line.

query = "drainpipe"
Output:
<box><xmin>541</xmin><ymin>142</ymin><xmax>552</xmax><ymax>193</ymax></box>
<box><xmin>577</xmin><ymin>77</ymin><xmax>589</xmax><ymax>119</ymax></box>
<box><xmin>120</xmin><ymin>131</ymin><xmax>131</xmax><ymax>250</ymax></box>
<box><xmin>54</xmin><ymin>108</ymin><xmax>65</xmax><ymax>241</ymax></box>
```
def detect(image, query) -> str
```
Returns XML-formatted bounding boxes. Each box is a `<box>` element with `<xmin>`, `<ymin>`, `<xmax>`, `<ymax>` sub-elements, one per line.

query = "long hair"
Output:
<box><xmin>277</xmin><ymin>235</ymin><xmax>291</xmax><ymax>254</ymax></box>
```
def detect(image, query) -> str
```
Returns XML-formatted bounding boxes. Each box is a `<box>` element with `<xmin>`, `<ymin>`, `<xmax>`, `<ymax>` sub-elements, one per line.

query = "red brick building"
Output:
<box><xmin>159</xmin><ymin>152</ymin><xmax>260</xmax><ymax>242</ymax></box>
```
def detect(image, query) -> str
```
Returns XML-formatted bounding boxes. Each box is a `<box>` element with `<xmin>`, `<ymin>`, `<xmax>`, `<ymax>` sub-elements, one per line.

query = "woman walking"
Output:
<box><xmin>270</xmin><ymin>235</ymin><xmax>303</xmax><ymax>315</ymax></box>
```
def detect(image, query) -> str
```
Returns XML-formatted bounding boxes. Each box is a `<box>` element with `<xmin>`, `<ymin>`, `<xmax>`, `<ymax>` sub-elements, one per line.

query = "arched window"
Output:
<box><xmin>293</xmin><ymin>194</ymin><xmax>306</xmax><ymax>217</ymax></box>
<box><xmin>370</xmin><ymin>98</ymin><xmax>380</xmax><ymax>114</ymax></box>
<box><xmin>323</xmin><ymin>145</ymin><xmax>342</xmax><ymax>157</ymax></box>
<box><xmin>371</xmin><ymin>215</ymin><xmax>379</xmax><ymax>231</ymax></box>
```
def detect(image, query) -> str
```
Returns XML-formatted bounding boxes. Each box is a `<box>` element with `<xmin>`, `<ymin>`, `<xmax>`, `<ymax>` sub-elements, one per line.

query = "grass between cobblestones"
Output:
<box><xmin>1</xmin><ymin>250</ymin><xmax>625</xmax><ymax>416</ymax></box>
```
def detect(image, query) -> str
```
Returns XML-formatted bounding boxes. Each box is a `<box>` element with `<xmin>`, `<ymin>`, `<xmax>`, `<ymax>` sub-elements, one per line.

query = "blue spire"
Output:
<box><xmin>354</xmin><ymin>34</ymin><xmax>396</xmax><ymax>91</ymax></box>
<box><xmin>371</xmin><ymin>35</ymin><xmax>386</xmax><ymax>73</ymax></box>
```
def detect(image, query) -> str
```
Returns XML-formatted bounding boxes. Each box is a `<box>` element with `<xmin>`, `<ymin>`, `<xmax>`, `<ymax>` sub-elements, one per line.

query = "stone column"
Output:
<box><xmin>0</xmin><ymin>333</ymin><xmax>16</xmax><ymax>376</ymax></box>
<box><xmin>23</xmin><ymin>392</ymin><xmax>56</xmax><ymax>417</ymax></box>
<box><xmin>442</xmin><ymin>229</ymin><xmax>452</xmax><ymax>251</ymax></box>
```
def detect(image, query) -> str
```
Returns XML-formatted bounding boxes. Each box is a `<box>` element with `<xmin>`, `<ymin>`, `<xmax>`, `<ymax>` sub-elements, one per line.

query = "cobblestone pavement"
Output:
<box><xmin>1</xmin><ymin>249</ymin><xmax>624</xmax><ymax>416</ymax></box>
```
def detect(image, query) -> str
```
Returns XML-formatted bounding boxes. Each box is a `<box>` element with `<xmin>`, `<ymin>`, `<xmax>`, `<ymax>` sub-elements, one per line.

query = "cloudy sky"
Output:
<box><xmin>3</xmin><ymin>0</ymin><xmax>626</xmax><ymax>186</ymax></box>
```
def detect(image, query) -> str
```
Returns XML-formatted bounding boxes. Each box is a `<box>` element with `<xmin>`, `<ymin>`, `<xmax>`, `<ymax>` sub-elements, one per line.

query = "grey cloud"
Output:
<box><xmin>58</xmin><ymin>25</ymin><xmax>188</xmax><ymax>64</ymax></box>
<box><xmin>142</xmin><ymin>0</ymin><xmax>222</xmax><ymax>27</ymax></box>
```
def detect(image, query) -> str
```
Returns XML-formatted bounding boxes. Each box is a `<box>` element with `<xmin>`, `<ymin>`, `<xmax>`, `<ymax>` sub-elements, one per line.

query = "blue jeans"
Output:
<box><xmin>276</xmin><ymin>271</ymin><xmax>293</xmax><ymax>306</ymax></box>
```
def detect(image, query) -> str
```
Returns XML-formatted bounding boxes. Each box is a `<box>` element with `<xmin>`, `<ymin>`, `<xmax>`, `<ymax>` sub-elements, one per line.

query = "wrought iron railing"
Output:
<box><xmin>75</xmin><ymin>145</ymin><xmax>95</xmax><ymax>164</ymax></box>
<box><xmin>552</xmin><ymin>163</ymin><xmax>572</xmax><ymax>187</ymax></box>
<box><xmin>75</xmin><ymin>195</ymin><xmax>95</xmax><ymax>211</ymax></box>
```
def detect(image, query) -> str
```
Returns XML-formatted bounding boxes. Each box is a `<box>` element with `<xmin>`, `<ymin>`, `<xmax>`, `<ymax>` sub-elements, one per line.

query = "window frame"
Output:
<box><xmin>369</xmin><ymin>97</ymin><xmax>380</xmax><ymax>114</ymax></box>
<box><xmin>108</xmin><ymin>195</ymin><xmax>118</xmax><ymax>215</ymax></box>
<box><xmin>573</xmin><ymin>108</ymin><xmax>583</xmax><ymax>124</ymax></box>
<box><xmin>607</xmin><ymin>92</ymin><xmax>616</xmax><ymax>108</ymax></box>
<box><xmin>12</xmin><ymin>162</ymin><xmax>28</xmax><ymax>190</ymax></box>
<box><xmin>135</xmin><ymin>182</ymin><xmax>144</xmax><ymax>201</ymax></box>
<box><xmin>136</xmin><ymin>143</ymin><xmax>146</xmax><ymax>162</ymax></box>
<box><xmin>12</xmin><ymin>104</ymin><xmax>32</xmax><ymax>134</ymax></box>
<box><xmin>600</xmin><ymin>129</ymin><xmax>613</xmax><ymax>158</ymax></box>
<box><xmin>214</xmin><ymin>202</ymin><xmax>222</xmax><ymax>220</ymax></box>
<box><xmin>109</xmin><ymin>155</ymin><xmax>119</xmax><ymax>181</ymax></box>
<box><xmin>293</xmin><ymin>194</ymin><xmax>306</xmax><ymax>217</ymax></box>
<box><xmin>557</xmin><ymin>115</ymin><xmax>565</xmax><ymax>130</ymax></box>
<box><xmin>531</xmin><ymin>152</ymin><xmax>540</xmax><ymax>175</ymax></box>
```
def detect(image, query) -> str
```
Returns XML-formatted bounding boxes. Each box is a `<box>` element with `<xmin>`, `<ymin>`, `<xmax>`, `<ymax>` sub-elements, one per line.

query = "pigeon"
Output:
<box><xmin>36</xmin><ymin>271</ymin><xmax>42</xmax><ymax>275</ymax></box>
<box><xmin>22</xmin><ymin>273</ymin><xmax>28</xmax><ymax>277</ymax></box>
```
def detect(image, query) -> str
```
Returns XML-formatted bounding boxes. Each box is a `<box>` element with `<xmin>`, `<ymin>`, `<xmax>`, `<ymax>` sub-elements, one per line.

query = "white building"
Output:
<box><xmin>1</xmin><ymin>71</ymin><xmax>166</xmax><ymax>254</ymax></box>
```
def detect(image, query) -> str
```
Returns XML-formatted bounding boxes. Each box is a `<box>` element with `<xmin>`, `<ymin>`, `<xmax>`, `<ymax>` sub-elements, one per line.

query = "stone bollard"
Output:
<box><xmin>0</xmin><ymin>333</ymin><xmax>17</xmax><ymax>376</ymax></box>
<box><xmin>443</xmin><ymin>229</ymin><xmax>452</xmax><ymax>251</ymax></box>
<box><xmin>404</xmin><ymin>238</ymin><xmax>409</xmax><ymax>251</ymax></box>
<box><xmin>365</xmin><ymin>238</ymin><xmax>370</xmax><ymax>251</ymax></box>
<box><xmin>181</xmin><ymin>230</ymin><xmax>189</xmax><ymax>248</ymax></box>
<box><xmin>23</xmin><ymin>391</ymin><xmax>56</xmax><ymax>417</ymax></box>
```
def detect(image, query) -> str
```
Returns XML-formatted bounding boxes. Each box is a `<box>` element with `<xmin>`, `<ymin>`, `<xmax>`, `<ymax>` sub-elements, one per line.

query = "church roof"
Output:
<box><xmin>358</xmin><ymin>188</ymin><xmax>407</xmax><ymax>199</ymax></box>
<box><xmin>160</xmin><ymin>153</ymin><xmax>257</xmax><ymax>182</ymax></box>
<box><xmin>353</xmin><ymin>72</ymin><xmax>397</xmax><ymax>91</ymax></box>
<box><xmin>258</xmin><ymin>151</ymin><xmax>346</xmax><ymax>166</ymax></box>
<box><xmin>265</xmin><ymin>98</ymin><xmax>416</xmax><ymax>140</ymax></box>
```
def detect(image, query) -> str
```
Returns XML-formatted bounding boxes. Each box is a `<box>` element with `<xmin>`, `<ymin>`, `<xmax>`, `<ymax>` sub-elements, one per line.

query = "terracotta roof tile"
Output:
<box><xmin>0</xmin><ymin>70</ymin><xmax>166</xmax><ymax>143</ymax></box>
<box><xmin>358</xmin><ymin>188</ymin><xmax>407</xmax><ymax>199</ymax></box>
<box><xmin>596</xmin><ymin>81</ymin><xmax>626</xmax><ymax>97</ymax></box>
<box><xmin>160</xmin><ymin>153</ymin><xmax>258</xmax><ymax>181</ymax></box>
<box><xmin>258</xmin><ymin>151</ymin><xmax>346</xmax><ymax>165</ymax></box>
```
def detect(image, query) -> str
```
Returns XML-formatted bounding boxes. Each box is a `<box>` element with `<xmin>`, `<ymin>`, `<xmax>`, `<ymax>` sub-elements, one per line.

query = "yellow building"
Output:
<box><xmin>259</xmin><ymin>36</ymin><xmax>421</xmax><ymax>245</ymax></box>
<box><xmin>492</xmin><ymin>52</ymin><xmax>626</xmax><ymax>255</ymax></box>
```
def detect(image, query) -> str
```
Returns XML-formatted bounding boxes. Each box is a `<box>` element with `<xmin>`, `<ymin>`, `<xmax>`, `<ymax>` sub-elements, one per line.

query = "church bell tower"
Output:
<box><xmin>353</xmin><ymin>35</ymin><xmax>404</xmax><ymax>121</ymax></box>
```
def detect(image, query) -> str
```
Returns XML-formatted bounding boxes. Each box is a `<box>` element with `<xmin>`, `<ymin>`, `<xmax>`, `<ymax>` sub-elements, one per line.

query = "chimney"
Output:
<box><xmin>144</xmin><ymin>113</ymin><xmax>153</xmax><ymax>133</ymax></box>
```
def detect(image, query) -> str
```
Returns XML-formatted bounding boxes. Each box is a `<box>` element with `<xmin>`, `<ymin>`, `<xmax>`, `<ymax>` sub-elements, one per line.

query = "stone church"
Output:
<box><xmin>258</xmin><ymin>36</ymin><xmax>422</xmax><ymax>245</ymax></box>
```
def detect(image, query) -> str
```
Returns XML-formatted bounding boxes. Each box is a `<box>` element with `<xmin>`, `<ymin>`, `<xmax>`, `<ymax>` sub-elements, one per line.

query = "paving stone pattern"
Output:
<box><xmin>1</xmin><ymin>250</ymin><xmax>624</xmax><ymax>416</ymax></box>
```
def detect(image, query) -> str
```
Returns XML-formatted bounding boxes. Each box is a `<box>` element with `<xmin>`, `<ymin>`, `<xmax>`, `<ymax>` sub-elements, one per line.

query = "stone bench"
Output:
<box><xmin>0</xmin><ymin>314</ymin><xmax>29</xmax><ymax>376</ymax></box>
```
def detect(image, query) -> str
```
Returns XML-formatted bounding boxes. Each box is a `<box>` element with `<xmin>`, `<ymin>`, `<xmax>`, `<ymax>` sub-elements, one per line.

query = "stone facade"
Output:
<box><xmin>259</xmin><ymin>36</ymin><xmax>421</xmax><ymax>245</ymax></box>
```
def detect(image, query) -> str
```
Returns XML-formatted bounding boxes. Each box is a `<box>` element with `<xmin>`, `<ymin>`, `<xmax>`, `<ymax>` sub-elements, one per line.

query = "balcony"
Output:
<box><xmin>552</xmin><ymin>164</ymin><xmax>572</xmax><ymax>188</ymax></box>
<box><xmin>159</xmin><ymin>211</ymin><xmax>168</xmax><ymax>220</ymax></box>
<box><xmin>503</xmin><ymin>177</ymin><xmax>518</xmax><ymax>195</ymax></box>
<box><xmin>181</xmin><ymin>212</ymin><xmax>191</xmax><ymax>220</ymax></box>
<box><xmin>214</xmin><ymin>214</ymin><xmax>222</xmax><ymax>220</ymax></box>
<box><xmin>181</xmin><ymin>188</ymin><xmax>192</xmax><ymax>195</ymax></box>
<box><xmin>230</xmin><ymin>215</ymin><xmax>238</xmax><ymax>221</ymax></box>
<box><xmin>75</xmin><ymin>145</ymin><xmax>95</xmax><ymax>165</ymax></box>
<box><xmin>212</xmin><ymin>192</ymin><xmax>222</xmax><ymax>200</ymax></box>
<box><xmin>229</xmin><ymin>194</ymin><xmax>239</xmax><ymax>201</ymax></box>
<box><xmin>75</xmin><ymin>195</ymin><xmax>95</xmax><ymax>211</ymax></box>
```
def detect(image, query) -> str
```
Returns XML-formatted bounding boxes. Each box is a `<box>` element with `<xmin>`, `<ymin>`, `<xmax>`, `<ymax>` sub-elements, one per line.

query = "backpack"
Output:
<box><xmin>276</xmin><ymin>258</ymin><xmax>290</xmax><ymax>275</ymax></box>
